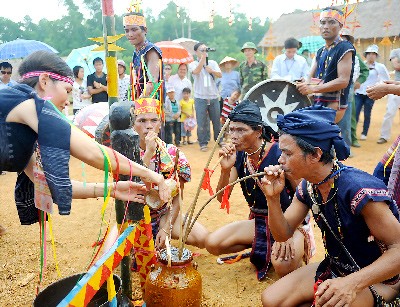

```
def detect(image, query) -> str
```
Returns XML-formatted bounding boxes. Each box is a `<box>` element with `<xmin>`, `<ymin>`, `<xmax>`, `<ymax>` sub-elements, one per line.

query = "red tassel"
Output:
<box><xmin>201</xmin><ymin>169</ymin><xmax>214</xmax><ymax>196</ymax></box>
<box><xmin>220</xmin><ymin>186</ymin><xmax>231</xmax><ymax>213</ymax></box>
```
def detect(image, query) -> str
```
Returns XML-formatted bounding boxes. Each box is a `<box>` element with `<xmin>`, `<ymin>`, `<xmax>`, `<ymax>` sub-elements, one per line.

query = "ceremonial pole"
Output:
<box><xmin>101</xmin><ymin>0</ymin><xmax>134</xmax><ymax>299</ymax></box>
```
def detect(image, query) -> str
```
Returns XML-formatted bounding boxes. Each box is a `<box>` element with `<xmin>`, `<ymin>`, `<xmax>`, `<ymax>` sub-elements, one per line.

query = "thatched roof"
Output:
<box><xmin>259</xmin><ymin>0</ymin><xmax>400</xmax><ymax>47</ymax></box>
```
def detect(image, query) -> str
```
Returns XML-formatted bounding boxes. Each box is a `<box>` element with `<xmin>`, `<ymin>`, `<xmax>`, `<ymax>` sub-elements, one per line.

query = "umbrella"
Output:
<box><xmin>172</xmin><ymin>38</ymin><xmax>199</xmax><ymax>56</ymax></box>
<box><xmin>0</xmin><ymin>39</ymin><xmax>58</xmax><ymax>60</ymax></box>
<box><xmin>73</xmin><ymin>102</ymin><xmax>109</xmax><ymax>139</ymax></box>
<box><xmin>65</xmin><ymin>45</ymin><xmax>107</xmax><ymax>78</ymax></box>
<box><xmin>297</xmin><ymin>36</ymin><xmax>325</xmax><ymax>54</ymax></box>
<box><xmin>155</xmin><ymin>41</ymin><xmax>194</xmax><ymax>65</ymax></box>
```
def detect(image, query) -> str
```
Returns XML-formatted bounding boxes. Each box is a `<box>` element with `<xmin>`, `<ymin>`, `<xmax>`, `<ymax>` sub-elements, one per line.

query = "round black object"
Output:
<box><xmin>243</xmin><ymin>79</ymin><xmax>311</xmax><ymax>132</ymax></box>
<box><xmin>33</xmin><ymin>274</ymin><xmax>122</xmax><ymax>307</ymax></box>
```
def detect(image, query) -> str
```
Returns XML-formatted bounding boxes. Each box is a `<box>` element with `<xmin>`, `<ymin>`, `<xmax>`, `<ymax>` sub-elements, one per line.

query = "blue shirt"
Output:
<box><xmin>217</xmin><ymin>70</ymin><xmax>240</xmax><ymax>98</ymax></box>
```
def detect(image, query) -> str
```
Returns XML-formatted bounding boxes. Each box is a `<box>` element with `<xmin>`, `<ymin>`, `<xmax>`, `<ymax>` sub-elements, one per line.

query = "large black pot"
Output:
<box><xmin>34</xmin><ymin>273</ymin><xmax>130</xmax><ymax>307</ymax></box>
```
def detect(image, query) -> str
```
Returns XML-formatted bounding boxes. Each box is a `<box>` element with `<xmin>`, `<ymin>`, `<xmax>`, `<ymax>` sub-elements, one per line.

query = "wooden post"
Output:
<box><xmin>101</xmin><ymin>0</ymin><xmax>143</xmax><ymax>300</ymax></box>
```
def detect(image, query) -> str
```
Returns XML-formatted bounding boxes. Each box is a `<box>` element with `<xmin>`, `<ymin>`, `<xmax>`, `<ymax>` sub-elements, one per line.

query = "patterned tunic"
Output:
<box><xmin>296</xmin><ymin>163</ymin><xmax>399</xmax><ymax>276</ymax></box>
<box><xmin>132</xmin><ymin>40</ymin><xmax>162</xmax><ymax>98</ymax></box>
<box><xmin>234</xmin><ymin>142</ymin><xmax>294</xmax><ymax>280</ymax></box>
<box><xmin>140</xmin><ymin>140</ymin><xmax>191</xmax><ymax>238</ymax></box>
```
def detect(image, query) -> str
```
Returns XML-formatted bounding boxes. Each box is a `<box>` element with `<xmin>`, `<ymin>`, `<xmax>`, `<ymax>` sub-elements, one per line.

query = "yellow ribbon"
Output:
<box><xmin>384</xmin><ymin>143</ymin><xmax>399</xmax><ymax>177</ymax></box>
<box><xmin>48</xmin><ymin>214</ymin><xmax>61</xmax><ymax>277</ymax></box>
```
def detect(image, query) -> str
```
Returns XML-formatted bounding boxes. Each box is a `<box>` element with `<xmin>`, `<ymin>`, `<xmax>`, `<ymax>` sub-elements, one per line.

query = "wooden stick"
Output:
<box><xmin>186</xmin><ymin>171</ymin><xmax>267</xmax><ymax>236</ymax></box>
<box><xmin>210</xmin><ymin>155</ymin><xmax>224</xmax><ymax>173</ymax></box>
<box><xmin>180</xmin><ymin>119</ymin><xmax>231</xmax><ymax>254</ymax></box>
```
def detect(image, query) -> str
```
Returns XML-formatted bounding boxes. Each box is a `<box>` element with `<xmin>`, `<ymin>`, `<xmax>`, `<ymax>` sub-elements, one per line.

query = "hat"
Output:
<box><xmin>319</xmin><ymin>8</ymin><xmax>345</xmax><ymax>25</ymax></box>
<box><xmin>117</xmin><ymin>59</ymin><xmax>126</xmax><ymax>68</ymax></box>
<box><xmin>339</xmin><ymin>28</ymin><xmax>355</xmax><ymax>44</ymax></box>
<box><xmin>123</xmin><ymin>11</ymin><xmax>146</xmax><ymax>27</ymax></box>
<box><xmin>219</xmin><ymin>56</ymin><xmax>239</xmax><ymax>68</ymax></box>
<box><xmin>166</xmin><ymin>86</ymin><xmax>175</xmax><ymax>93</ymax></box>
<box><xmin>134</xmin><ymin>98</ymin><xmax>161</xmax><ymax>116</ymax></box>
<box><xmin>241</xmin><ymin>42</ymin><xmax>258</xmax><ymax>53</ymax></box>
<box><xmin>284</xmin><ymin>38</ymin><xmax>302</xmax><ymax>49</ymax></box>
<box><xmin>364</xmin><ymin>44</ymin><xmax>379</xmax><ymax>56</ymax></box>
<box><xmin>389</xmin><ymin>48</ymin><xmax>400</xmax><ymax>60</ymax></box>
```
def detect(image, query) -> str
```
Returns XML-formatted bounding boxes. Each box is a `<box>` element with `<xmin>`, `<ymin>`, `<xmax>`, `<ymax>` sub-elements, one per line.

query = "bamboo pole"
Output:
<box><xmin>179</xmin><ymin>119</ymin><xmax>230</xmax><ymax>255</ymax></box>
<box><xmin>101</xmin><ymin>0</ymin><xmax>132</xmax><ymax>299</ymax></box>
<box><xmin>186</xmin><ymin>171</ymin><xmax>267</xmax><ymax>236</ymax></box>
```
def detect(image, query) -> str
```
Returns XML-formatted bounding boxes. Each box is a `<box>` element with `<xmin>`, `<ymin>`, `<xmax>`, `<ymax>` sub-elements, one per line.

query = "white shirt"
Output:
<box><xmin>118</xmin><ymin>74</ymin><xmax>130</xmax><ymax>103</ymax></box>
<box><xmin>356</xmin><ymin>61</ymin><xmax>390</xmax><ymax>95</ymax></box>
<box><xmin>188</xmin><ymin>59</ymin><xmax>221</xmax><ymax>99</ymax></box>
<box><xmin>353</xmin><ymin>56</ymin><xmax>360</xmax><ymax>83</ymax></box>
<box><xmin>271</xmin><ymin>54</ymin><xmax>310</xmax><ymax>81</ymax></box>
<box><xmin>0</xmin><ymin>79</ymin><xmax>17</xmax><ymax>90</ymax></box>
<box><xmin>168</xmin><ymin>74</ymin><xmax>192</xmax><ymax>102</ymax></box>
<box><xmin>72</xmin><ymin>80</ymin><xmax>91</xmax><ymax>110</ymax></box>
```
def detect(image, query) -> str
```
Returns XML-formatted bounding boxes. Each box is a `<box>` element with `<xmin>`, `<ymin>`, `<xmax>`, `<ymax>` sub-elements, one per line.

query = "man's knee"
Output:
<box><xmin>204</xmin><ymin>235</ymin><xmax>223</xmax><ymax>255</ymax></box>
<box><xmin>261</xmin><ymin>288</ymin><xmax>283</xmax><ymax>307</ymax></box>
<box><xmin>272</xmin><ymin>258</ymin><xmax>302</xmax><ymax>278</ymax></box>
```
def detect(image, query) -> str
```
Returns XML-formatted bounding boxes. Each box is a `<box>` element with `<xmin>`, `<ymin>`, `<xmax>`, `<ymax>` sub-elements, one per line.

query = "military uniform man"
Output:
<box><xmin>238</xmin><ymin>42</ymin><xmax>268</xmax><ymax>98</ymax></box>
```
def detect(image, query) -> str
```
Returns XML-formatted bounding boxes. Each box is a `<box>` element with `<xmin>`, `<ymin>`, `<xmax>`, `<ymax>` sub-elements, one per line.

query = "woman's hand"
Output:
<box><xmin>110</xmin><ymin>181</ymin><xmax>147</xmax><ymax>203</ymax></box>
<box><xmin>156</xmin><ymin>177</ymin><xmax>171</xmax><ymax>204</ymax></box>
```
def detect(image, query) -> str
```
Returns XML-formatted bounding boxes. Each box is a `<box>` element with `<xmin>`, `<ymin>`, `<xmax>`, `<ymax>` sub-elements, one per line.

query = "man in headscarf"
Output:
<box><xmin>260</xmin><ymin>105</ymin><xmax>400</xmax><ymax>307</ymax></box>
<box><xmin>205</xmin><ymin>99</ymin><xmax>315</xmax><ymax>281</ymax></box>
<box><xmin>123</xmin><ymin>10</ymin><xmax>162</xmax><ymax>98</ymax></box>
<box><xmin>296</xmin><ymin>7</ymin><xmax>355</xmax><ymax>123</ymax></box>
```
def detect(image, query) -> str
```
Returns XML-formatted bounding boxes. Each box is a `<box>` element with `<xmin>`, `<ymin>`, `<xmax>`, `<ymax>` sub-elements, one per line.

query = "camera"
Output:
<box><xmin>206</xmin><ymin>47</ymin><xmax>216</xmax><ymax>52</ymax></box>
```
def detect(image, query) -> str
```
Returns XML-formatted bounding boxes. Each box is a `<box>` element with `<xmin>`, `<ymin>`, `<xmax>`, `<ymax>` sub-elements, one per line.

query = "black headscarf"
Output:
<box><xmin>228</xmin><ymin>99</ymin><xmax>278</xmax><ymax>141</ymax></box>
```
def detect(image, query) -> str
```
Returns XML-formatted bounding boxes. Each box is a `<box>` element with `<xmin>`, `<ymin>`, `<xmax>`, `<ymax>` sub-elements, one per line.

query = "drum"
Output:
<box><xmin>243</xmin><ymin>79</ymin><xmax>311</xmax><ymax>132</ymax></box>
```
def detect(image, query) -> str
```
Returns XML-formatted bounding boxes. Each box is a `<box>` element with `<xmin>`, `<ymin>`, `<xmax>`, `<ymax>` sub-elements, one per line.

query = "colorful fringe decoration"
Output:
<box><xmin>220</xmin><ymin>185</ymin><xmax>231</xmax><ymax>214</ymax></box>
<box><xmin>58</xmin><ymin>224</ymin><xmax>137</xmax><ymax>307</ymax></box>
<box><xmin>133</xmin><ymin>205</ymin><xmax>157</xmax><ymax>291</ymax></box>
<box><xmin>201</xmin><ymin>169</ymin><xmax>214</xmax><ymax>196</ymax></box>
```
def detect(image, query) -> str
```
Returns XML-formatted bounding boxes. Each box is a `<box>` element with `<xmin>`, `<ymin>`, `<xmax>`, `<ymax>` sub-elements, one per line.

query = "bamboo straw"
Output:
<box><xmin>186</xmin><ymin>171</ymin><xmax>267</xmax><ymax>235</ymax></box>
<box><xmin>210</xmin><ymin>155</ymin><xmax>224</xmax><ymax>173</ymax></box>
<box><xmin>179</xmin><ymin>119</ymin><xmax>231</xmax><ymax>254</ymax></box>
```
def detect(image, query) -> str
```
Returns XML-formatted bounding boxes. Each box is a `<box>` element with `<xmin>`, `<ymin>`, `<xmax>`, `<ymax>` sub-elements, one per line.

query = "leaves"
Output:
<box><xmin>0</xmin><ymin>0</ymin><xmax>270</xmax><ymax>61</ymax></box>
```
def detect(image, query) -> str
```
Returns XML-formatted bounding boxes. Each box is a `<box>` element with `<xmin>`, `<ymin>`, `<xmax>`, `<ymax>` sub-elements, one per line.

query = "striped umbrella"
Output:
<box><xmin>155</xmin><ymin>41</ymin><xmax>194</xmax><ymax>65</ymax></box>
<box><xmin>0</xmin><ymin>39</ymin><xmax>58</xmax><ymax>60</ymax></box>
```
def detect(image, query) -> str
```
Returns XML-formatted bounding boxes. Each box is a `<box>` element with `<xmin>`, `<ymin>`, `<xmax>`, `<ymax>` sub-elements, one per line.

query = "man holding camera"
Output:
<box><xmin>189</xmin><ymin>42</ymin><xmax>222</xmax><ymax>152</ymax></box>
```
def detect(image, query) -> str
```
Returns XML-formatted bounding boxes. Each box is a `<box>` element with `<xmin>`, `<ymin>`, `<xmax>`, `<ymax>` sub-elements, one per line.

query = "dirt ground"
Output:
<box><xmin>0</xmin><ymin>98</ymin><xmax>399</xmax><ymax>307</ymax></box>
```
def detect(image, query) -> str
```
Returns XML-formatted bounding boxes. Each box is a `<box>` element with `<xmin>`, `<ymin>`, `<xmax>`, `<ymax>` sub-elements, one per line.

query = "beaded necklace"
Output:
<box><xmin>135</xmin><ymin>40</ymin><xmax>148</xmax><ymax>53</ymax></box>
<box><xmin>243</xmin><ymin>140</ymin><xmax>267</xmax><ymax>199</ymax></box>
<box><xmin>308</xmin><ymin>162</ymin><xmax>350</xmax><ymax>250</ymax></box>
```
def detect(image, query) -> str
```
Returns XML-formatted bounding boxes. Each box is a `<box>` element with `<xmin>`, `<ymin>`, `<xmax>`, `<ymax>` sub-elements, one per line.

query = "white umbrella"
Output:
<box><xmin>172</xmin><ymin>38</ymin><xmax>199</xmax><ymax>56</ymax></box>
